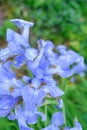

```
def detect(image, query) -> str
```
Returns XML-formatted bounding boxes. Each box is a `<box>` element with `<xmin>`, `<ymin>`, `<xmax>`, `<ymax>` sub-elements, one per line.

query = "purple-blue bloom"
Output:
<box><xmin>64</xmin><ymin>121</ymin><xmax>82</xmax><ymax>130</ymax></box>
<box><xmin>0</xmin><ymin>61</ymin><xmax>15</xmax><ymax>81</ymax></box>
<box><xmin>0</xmin><ymin>19</ymin><xmax>85</xmax><ymax>130</ymax></box>
<box><xmin>0</xmin><ymin>95</ymin><xmax>20</xmax><ymax>117</ymax></box>
<box><xmin>14</xmin><ymin>104</ymin><xmax>46</xmax><ymax>130</ymax></box>
<box><xmin>42</xmin><ymin>111</ymin><xmax>64</xmax><ymax>130</ymax></box>
<box><xmin>0</xmin><ymin>78</ymin><xmax>23</xmax><ymax>97</ymax></box>
<box><xmin>10</xmin><ymin>19</ymin><xmax>34</xmax><ymax>42</ymax></box>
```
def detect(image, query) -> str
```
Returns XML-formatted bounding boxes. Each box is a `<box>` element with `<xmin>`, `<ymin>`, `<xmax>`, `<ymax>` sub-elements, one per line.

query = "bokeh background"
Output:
<box><xmin>0</xmin><ymin>0</ymin><xmax>87</xmax><ymax>130</ymax></box>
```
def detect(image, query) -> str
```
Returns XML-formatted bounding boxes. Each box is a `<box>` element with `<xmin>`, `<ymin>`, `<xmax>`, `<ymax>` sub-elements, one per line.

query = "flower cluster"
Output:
<box><xmin>0</xmin><ymin>19</ymin><xmax>85</xmax><ymax>130</ymax></box>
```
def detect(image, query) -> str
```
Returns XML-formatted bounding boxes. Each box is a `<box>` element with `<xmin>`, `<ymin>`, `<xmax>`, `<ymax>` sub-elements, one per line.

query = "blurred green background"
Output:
<box><xmin>0</xmin><ymin>0</ymin><xmax>87</xmax><ymax>130</ymax></box>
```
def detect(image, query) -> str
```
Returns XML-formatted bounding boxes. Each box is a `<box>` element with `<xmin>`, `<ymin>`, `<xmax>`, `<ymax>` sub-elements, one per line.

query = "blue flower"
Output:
<box><xmin>6</xmin><ymin>28</ymin><xmax>38</xmax><ymax>67</ymax></box>
<box><xmin>42</xmin><ymin>76</ymin><xmax>64</xmax><ymax>97</ymax></box>
<box><xmin>57</xmin><ymin>98</ymin><xmax>63</xmax><ymax>109</ymax></box>
<box><xmin>0</xmin><ymin>95</ymin><xmax>20</xmax><ymax>117</ymax></box>
<box><xmin>27</xmin><ymin>40</ymin><xmax>85</xmax><ymax>78</ymax></box>
<box><xmin>22</xmin><ymin>77</ymin><xmax>46</xmax><ymax>113</ymax></box>
<box><xmin>22</xmin><ymin>76</ymin><xmax>64</xmax><ymax>115</ymax></box>
<box><xmin>10</xmin><ymin>19</ymin><xmax>34</xmax><ymax>42</ymax></box>
<box><xmin>0</xmin><ymin>19</ymin><xmax>36</xmax><ymax>67</ymax></box>
<box><xmin>42</xmin><ymin>111</ymin><xmax>64</xmax><ymax>130</ymax></box>
<box><xmin>0</xmin><ymin>48</ymin><xmax>13</xmax><ymax>62</ymax></box>
<box><xmin>64</xmin><ymin>121</ymin><xmax>82</xmax><ymax>130</ymax></box>
<box><xmin>14</xmin><ymin>104</ymin><xmax>46</xmax><ymax>130</ymax></box>
<box><xmin>44</xmin><ymin>46</ymin><xmax>86</xmax><ymax>78</ymax></box>
<box><xmin>15</xmin><ymin>105</ymin><xmax>34</xmax><ymax>130</ymax></box>
<box><xmin>57</xmin><ymin>45</ymin><xmax>66</xmax><ymax>55</ymax></box>
<box><xmin>0</xmin><ymin>78</ymin><xmax>23</xmax><ymax>98</ymax></box>
<box><xmin>0</xmin><ymin>61</ymin><xmax>15</xmax><ymax>81</ymax></box>
<box><xmin>0</xmin><ymin>18</ymin><xmax>85</xmax><ymax>130</ymax></box>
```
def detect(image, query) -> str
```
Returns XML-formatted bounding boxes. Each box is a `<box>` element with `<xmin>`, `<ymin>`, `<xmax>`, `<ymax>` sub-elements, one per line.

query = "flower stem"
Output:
<box><xmin>62</xmin><ymin>103</ymin><xmax>67</xmax><ymax>126</ymax></box>
<box><xmin>45</xmin><ymin>103</ymin><xmax>47</xmax><ymax>127</ymax></box>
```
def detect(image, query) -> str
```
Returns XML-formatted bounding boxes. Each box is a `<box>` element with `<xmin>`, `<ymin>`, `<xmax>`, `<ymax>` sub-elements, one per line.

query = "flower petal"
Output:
<box><xmin>10</xmin><ymin>19</ymin><xmax>34</xmax><ymax>42</ymax></box>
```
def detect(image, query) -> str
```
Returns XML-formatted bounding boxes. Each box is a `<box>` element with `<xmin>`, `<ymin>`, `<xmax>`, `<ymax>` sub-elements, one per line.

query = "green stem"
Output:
<box><xmin>62</xmin><ymin>103</ymin><xmax>67</xmax><ymax>126</ymax></box>
<box><xmin>45</xmin><ymin>103</ymin><xmax>47</xmax><ymax>127</ymax></box>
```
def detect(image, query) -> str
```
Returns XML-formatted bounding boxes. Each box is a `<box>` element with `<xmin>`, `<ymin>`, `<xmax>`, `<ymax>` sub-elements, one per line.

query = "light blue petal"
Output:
<box><xmin>39</xmin><ymin>56</ymin><xmax>50</xmax><ymax>70</ymax></box>
<box><xmin>51</xmin><ymin>111</ymin><xmax>64</xmax><ymax>126</ymax></box>
<box><xmin>57</xmin><ymin>98</ymin><xmax>63</xmax><ymax>108</ymax></box>
<box><xmin>7</xmin><ymin>112</ymin><xmax>16</xmax><ymax>120</ymax></box>
<box><xmin>42</xmin><ymin>124</ymin><xmax>59</xmax><ymax>130</ymax></box>
<box><xmin>45</xmin><ymin>67</ymin><xmax>74</xmax><ymax>78</ymax></box>
<box><xmin>7</xmin><ymin>28</ymin><xmax>29</xmax><ymax>47</ymax></box>
<box><xmin>8</xmin><ymin>42</ymin><xmax>24</xmax><ymax>54</ymax></box>
<box><xmin>37</xmin><ymin>90</ymin><xmax>46</xmax><ymax>106</ymax></box>
<box><xmin>30</xmin><ymin>39</ymin><xmax>46</xmax><ymax>69</ymax></box>
<box><xmin>14</xmin><ymin>55</ymin><xmax>25</xmax><ymax>68</ymax></box>
<box><xmin>11</xmin><ymin>89</ymin><xmax>21</xmax><ymax>98</ymax></box>
<box><xmin>15</xmin><ymin>105</ymin><xmax>28</xmax><ymax>128</ymax></box>
<box><xmin>27</xmin><ymin>113</ymin><xmax>38</xmax><ymax>124</ymax></box>
<box><xmin>0</xmin><ymin>88</ymin><xmax>7</xmax><ymax>95</ymax></box>
<box><xmin>64</xmin><ymin>127</ymin><xmax>70</xmax><ymax>130</ymax></box>
<box><xmin>22</xmin><ymin>76</ymin><xmax>31</xmax><ymax>83</ymax></box>
<box><xmin>0</xmin><ymin>96</ymin><xmax>18</xmax><ymax>109</ymax></box>
<box><xmin>10</xmin><ymin>19</ymin><xmax>34</xmax><ymax>42</ymax></box>
<box><xmin>37</xmin><ymin>111</ymin><xmax>46</xmax><ymax>121</ymax></box>
<box><xmin>0</xmin><ymin>109</ymin><xmax>11</xmax><ymax>117</ymax></box>
<box><xmin>22</xmin><ymin>87</ymin><xmax>36</xmax><ymax>113</ymax></box>
<box><xmin>57</xmin><ymin>45</ymin><xmax>66</xmax><ymax>55</ymax></box>
<box><xmin>0</xmin><ymin>48</ymin><xmax>13</xmax><ymax>61</ymax></box>
<box><xmin>43</xmin><ymin>85</ymin><xmax>64</xmax><ymax>97</ymax></box>
<box><xmin>25</xmin><ymin>48</ymin><xmax>38</xmax><ymax>61</ymax></box>
<box><xmin>2</xmin><ymin>61</ymin><xmax>16</xmax><ymax>79</ymax></box>
<box><xmin>71</xmin><ymin>121</ymin><xmax>82</xmax><ymax>130</ymax></box>
<box><xmin>20</xmin><ymin>126</ymin><xmax>33</xmax><ymax>130</ymax></box>
<box><xmin>31</xmin><ymin>78</ymin><xmax>41</xmax><ymax>89</ymax></box>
